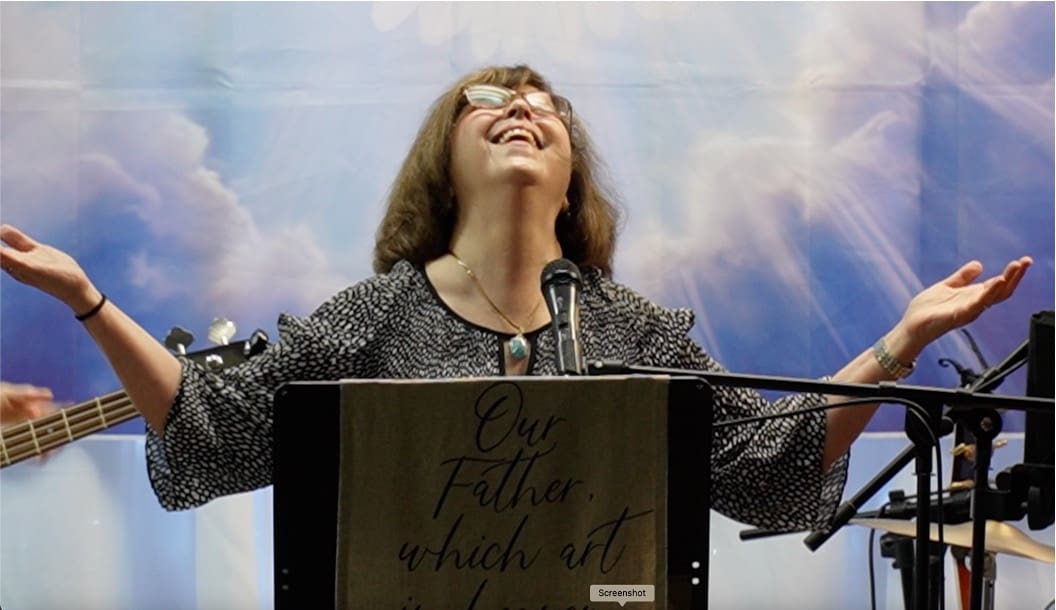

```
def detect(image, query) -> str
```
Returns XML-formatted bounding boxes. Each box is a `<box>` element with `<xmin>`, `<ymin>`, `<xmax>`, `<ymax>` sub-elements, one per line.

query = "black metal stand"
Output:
<box><xmin>804</xmin><ymin>445</ymin><xmax>909</xmax><ymax>547</ymax></box>
<box><xmin>956</xmin><ymin>412</ymin><xmax>1053</xmax><ymax>610</ymax></box>
<box><xmin>880</xmin><ymin>532</ymin><xmax>916</xmax><ymax>610</ymax></box>
<box><xmin>586</xmin><ymin>359</ymin><xmax>1054</xmax><ymax>610</ymax></box>
<box><xmin>964</xmin><ymin>408</ymin><xmax>1000</xmax><ymax>610</ymax></box>
<box><xmin>906</xmin><ymin>397</ymin><xmax>943</xmax><ymax>610</ymax></box>
<box><xmin>797</xmin><ymin>334</ymin><xmax>1007</xmax><ymax>579</ymax></box>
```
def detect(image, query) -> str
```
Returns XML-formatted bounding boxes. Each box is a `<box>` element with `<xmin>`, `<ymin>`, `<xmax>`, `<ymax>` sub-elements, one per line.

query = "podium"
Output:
<box><xmin>273</xmin><ymin>376</ymin><xmax>712</xmax><ymax>609</ymax></box>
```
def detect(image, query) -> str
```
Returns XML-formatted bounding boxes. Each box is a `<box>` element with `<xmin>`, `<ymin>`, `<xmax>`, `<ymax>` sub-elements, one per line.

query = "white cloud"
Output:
<box><xmin>792</xmin><ymin>3</ymin><xmax>928</xmax><ymax>144</ymax></box>
<box><xmin>78</xmin><ymin>153</ymin><xmax>162</xmax><ymax>211</ymax></box>
<box><xmin>938</xmin><ymin>2</ymin><xmax>1054</xmax><ymax>150</ymax></box>
<box><xmin>370</xmin><ymin>2</ymin><xmax>629</xmax><ymax>63</ymax></box>
<box><xmin>0</xmin><ymin>104</ymin><xmax>81</xmax><ymax>229</ymax></box>
<box><xmin>623</xmin><ymin>1</ymin><xmax>1051</xmax><ymax>363</ymax></box>
<box><xmin>0</xmin><ymin>3</ymin><xmax>80</xmax><ymax>83</ymax></box>
<box><xmin>76</xmin><ymin>112</ymin><xmax>351</xmax><ymax>316</ymax></box>
<box><xmin>958</xmin><ymin>1</ymin><xmax>1053</xmax><ymax>83</ymax></box>
<box><xmin>128</xmin><ymin>251</ymin><xmax>179</xmax><ymax>300</ymax></box>
<box><xmin>0</xmin><ymin>5</ymin><xmax>84</xmax><ymax>234</ymax></box>
<box><xmin>1</xmin><ymin>4</ymin><xmax>355</xmax><ymax>322</ymax></box>
<box><xmin>621</xmin><ymin>4</ymin><xmax>934</xmax><ymax>358</ymax></box>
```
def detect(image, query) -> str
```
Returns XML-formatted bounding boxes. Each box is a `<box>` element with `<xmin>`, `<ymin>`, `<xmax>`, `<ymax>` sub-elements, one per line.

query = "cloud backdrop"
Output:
<box><xmin>1</xmin><ymin>1</ymin><xmax>1051</xmax><ymax>428</ymax></box>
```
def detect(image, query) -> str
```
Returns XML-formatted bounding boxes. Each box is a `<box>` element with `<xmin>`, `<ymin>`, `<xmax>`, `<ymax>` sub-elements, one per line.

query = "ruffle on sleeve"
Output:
<box><xmin>587</xmin><ymin>274</ymin><xmax>849</xmax><ymax>530</ymax></box>
<box><xmin>145</xmin><ymin>269</ymin><xmax>407</xmax><ymax>510</ymax></box>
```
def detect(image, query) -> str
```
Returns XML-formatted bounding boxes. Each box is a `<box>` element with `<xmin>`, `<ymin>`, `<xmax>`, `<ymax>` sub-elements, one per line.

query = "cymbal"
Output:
<box><xmin>851</xmin><ymin>518</ymin><xmax>1055</xmax><ymax>564</ymax></box>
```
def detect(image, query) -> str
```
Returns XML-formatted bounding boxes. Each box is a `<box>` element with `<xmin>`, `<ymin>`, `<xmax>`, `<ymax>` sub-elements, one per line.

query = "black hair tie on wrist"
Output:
<box><xmin>75</xmin><ymin>293</ymin><xmax>108</xmax><ymax>322</ymax></box>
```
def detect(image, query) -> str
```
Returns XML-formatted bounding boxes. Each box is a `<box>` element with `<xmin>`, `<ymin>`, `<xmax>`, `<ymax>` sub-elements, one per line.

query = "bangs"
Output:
<box><xmin>453</xmin><ymin>66</ymin><xmax>554</xmax><ymax>115</ymax></box>
<box><xmin>475</xmin><ymin>66</ymin><xmax>551</xmax><ymax>93</ymax></box>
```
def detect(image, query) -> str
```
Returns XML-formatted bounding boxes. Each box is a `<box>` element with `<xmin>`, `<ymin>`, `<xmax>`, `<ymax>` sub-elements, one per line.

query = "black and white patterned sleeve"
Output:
<box><xmin>639</xmin><ymin>307</ymin><xmax>848</xmax><ymax>531</ymax></box>
<box><xmin>684</xmin><ymin>340</ymin><xmax>847</xmax><ymax>531</ymax></box>
<box><xmin>145</xmin><ymin>276</ymin><xmax>397</xmax><ymax>510</ymax></box>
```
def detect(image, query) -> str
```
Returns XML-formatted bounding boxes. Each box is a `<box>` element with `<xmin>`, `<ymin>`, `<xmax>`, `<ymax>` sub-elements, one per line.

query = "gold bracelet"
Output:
<box><xmin>873</xmin><ymin>338</ymin><xmax>915</xmax><ymax>379</ymax></box>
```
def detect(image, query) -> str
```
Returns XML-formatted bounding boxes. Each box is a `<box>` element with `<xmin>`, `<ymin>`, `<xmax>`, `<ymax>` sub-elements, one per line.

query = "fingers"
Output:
<box><xmin>0</xmin><ymin>381</ymin><xmax>53</xmax><ymax>399</ymax></box>
<box><xmin>0</xmin><ymin>224</ymin><xmax>38</xmax><ymax>251</ymax></box>
<box><xmin>993</xmin><ymin>257</ymin><xmax>1031</xmax><ymax>303</ymax></box>
<box><xmin>29</xmin><ymin>402</ymin><xmax>57</xmax><ymax>419</ymax></box>
<box><xmin>0</xmin><ymin>225</ymin><xmax>36</xmax><ymax>277</ymax></box>
<box><xmin>16</xmin><ymin>401</ymin><xmax>50</xmax><ymax>419</ymax></box>
<box><xmin>0</xmin><ymin>248</ymin><xmax>28</xmax><ymax>278</ymax></box>
<box><xmin>0</xmin><ymin>382</ymin><xmax>57</xmax><ymax>423</ymax></box>
<box><xmin>943</xmin><ymin>260</ymin><xmax>983</xmax><ymax>288</ymax></box>
<box><xmin>977</xmin><ymin>257</ymin><xmax>1032</xmax><ymax>309</ymax></box>
<box><xmin>6</xmin><ymin>379</ymin><xmax>54</xmax><ymax>398</ymax></box>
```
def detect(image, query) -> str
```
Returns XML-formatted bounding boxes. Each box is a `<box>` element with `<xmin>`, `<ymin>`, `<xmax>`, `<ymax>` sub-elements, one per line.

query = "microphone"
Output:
<box><xmin>541</xmin><ymin>258</ymin><xmax>585</xmax><ymax>375</ymax></box>
<box><xmin>856</xmin><ymin>488</ymin><xmax>973</xmax><ymax>523</ymax></box>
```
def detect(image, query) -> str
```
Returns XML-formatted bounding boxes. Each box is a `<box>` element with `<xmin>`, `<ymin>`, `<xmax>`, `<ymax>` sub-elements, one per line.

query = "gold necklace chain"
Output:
<box><xmin>450</xmin><ymin>251</ymin><xmax>543</xmax><ymax>336</ymax></box>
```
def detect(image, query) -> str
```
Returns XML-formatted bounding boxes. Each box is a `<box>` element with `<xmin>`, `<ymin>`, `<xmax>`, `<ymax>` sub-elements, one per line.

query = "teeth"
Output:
<box><xmin>496</xmin><ymin>128</ymin><xmax>538</xmax><ymax>147</ymax></box>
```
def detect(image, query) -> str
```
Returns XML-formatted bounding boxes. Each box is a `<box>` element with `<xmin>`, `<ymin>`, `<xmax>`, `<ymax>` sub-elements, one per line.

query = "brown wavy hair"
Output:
<box><xmin>373</xmin><ymin>65</ymin><xmax>621</xmax><ymax>276</ymax></box>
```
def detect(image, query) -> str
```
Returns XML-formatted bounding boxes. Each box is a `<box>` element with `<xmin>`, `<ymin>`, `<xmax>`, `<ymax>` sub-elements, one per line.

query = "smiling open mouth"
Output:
<box><xmin>492</xmin><ymin>127</ymin><xmax>541</xmax><ymax>148</ymax></box>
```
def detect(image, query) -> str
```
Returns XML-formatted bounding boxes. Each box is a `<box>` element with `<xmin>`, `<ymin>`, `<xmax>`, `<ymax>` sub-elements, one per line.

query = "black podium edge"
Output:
<box><xmin>274</xmin><ymin>381</ymin><xmax>341</xmax><ymax>609</ymax></box>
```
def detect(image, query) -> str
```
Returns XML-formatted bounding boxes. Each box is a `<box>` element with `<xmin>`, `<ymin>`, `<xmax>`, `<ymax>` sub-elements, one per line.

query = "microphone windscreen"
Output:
<box><xmin>541</xmin><ymin>258</ymin><xmax>582</xmax><ymax>288</ymax></box>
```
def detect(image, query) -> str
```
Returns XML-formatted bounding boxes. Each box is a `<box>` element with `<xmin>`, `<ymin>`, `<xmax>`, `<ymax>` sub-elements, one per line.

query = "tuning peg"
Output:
<box><xmin>243</xmin><ymin>329</ymin><xmax>270</xmax><ymax>358</ymax></box>
<box><xmin>164</xmin><ymin>327</ymin><xmax>195</xmax><ymax>355</ymax></box>
<box><xmin>207</xmin><ymin>317</ymin><xmax>237</xmax><ymax>346</ymax></box>
<box><xmin>204</xmin><ymin>354</ymin><xmax>225</xmax><ymax>372</ymax></box>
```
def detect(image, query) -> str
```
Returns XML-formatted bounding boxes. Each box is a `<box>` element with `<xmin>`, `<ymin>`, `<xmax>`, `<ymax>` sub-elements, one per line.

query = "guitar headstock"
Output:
<box><xmin>164</xmin><ymin>318</ymin><xmax>270</xmax><ymax>372</ymax></box>
<box><xmin>0</xmin><ymin>319</ymin><xmax>271</xmax><ymax>470</ymax></box>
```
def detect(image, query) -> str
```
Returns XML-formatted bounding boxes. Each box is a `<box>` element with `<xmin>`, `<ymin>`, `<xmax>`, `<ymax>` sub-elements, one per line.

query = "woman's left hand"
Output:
<box><xmin>895</xmin><ymin>257</ymin><xmax>1033</xmax><ymax>356</ymax></box>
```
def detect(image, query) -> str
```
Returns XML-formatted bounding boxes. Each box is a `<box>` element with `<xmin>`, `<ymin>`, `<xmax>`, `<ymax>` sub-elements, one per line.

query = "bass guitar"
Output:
<box><xmin>0</xmin><ymin>319</ymin><xmax>268</xmax><ymax>469</ymax></box>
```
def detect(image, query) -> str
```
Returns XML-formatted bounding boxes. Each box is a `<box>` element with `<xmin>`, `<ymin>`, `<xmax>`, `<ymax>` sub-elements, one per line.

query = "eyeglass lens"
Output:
<box><xmin>465</xmin><ymin>86</ymin><xmax>565</xmax><ymax>117</ymax></box>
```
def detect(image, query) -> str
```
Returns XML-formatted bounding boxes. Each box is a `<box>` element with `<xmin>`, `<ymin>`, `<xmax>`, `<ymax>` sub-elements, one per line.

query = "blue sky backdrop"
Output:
<box><xmin>1</xmin><ymin>2</ymin><xmax>1052</xmax><ymax>433</ymax></box>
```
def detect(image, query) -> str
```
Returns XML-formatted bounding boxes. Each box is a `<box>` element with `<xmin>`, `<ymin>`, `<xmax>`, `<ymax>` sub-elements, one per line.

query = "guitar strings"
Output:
<box><xmin>2</xmin><ymin>399</ymin><xmax>139</xmax><ymax>465</ymax></box>
<box><xmin>4</xmin><ymin>394</ymin><xmax>136</xmax><ymax>449</ymax></box>
<box><xmin>2</xmin><ymin>389</ymin><xmax>127</xmax><ymax>441</ymax></box>
<box><xmin>0</xmin><ymin>391</ymin><xmax>139</xmax><ymax>466</ymax></box>
<box><xmin>1</xmin><ymin>337</ymin><xmax>263</xmax><ymax>467</ymax></box>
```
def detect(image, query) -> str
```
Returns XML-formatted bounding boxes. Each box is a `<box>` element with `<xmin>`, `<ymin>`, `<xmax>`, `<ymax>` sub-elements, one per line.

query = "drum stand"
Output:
<box><xmin>880</xmin><ymin>532</ymin><xmax>946</xmax><ymax>610</ymax></box>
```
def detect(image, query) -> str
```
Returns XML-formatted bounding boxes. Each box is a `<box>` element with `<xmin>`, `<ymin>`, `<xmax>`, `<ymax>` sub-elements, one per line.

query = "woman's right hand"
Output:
<box><xmin>0</xmin><ymin>224</ymin><xmax>102</xmax><ymax>315</ymax></box>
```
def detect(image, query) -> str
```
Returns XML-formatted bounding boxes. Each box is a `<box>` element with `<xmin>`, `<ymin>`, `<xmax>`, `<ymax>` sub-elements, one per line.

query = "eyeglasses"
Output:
<box><xmin>461</xmin><ymin>84</ymin><xmax>573</xmax><ymax>127</ymax></box>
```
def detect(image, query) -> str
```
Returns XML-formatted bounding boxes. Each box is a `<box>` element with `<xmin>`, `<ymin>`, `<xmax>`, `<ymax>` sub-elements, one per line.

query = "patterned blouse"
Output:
<box><xmin>146</xmin><ymin>260</ymin><xmax>847</xmax><ymax>530</ymax></box>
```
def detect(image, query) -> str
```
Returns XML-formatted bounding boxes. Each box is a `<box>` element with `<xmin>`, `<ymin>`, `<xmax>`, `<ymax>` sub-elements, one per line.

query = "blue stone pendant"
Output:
<box><xmin>509</xmin><ymin>334</ymin><xmax>529</xmax><ymax>359</ymax></box>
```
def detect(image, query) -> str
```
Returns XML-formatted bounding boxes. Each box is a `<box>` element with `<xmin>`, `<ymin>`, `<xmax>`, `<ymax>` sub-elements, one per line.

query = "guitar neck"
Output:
<box><xmin>0</xmin><ymin>390</ymin><xmax>141</xmax><ymax>469</ymax></box>
<box><xmin>0</xmin><ymin>329</ymin><xmax>269</xmax><ymax>469</ymax></box>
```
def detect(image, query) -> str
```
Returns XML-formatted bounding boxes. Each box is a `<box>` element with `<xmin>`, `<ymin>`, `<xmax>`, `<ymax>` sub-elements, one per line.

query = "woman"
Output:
<box><xmin>0</xmin><ymin>66</ymin><xmax>1031</xmax><ymax>529</ymax></box>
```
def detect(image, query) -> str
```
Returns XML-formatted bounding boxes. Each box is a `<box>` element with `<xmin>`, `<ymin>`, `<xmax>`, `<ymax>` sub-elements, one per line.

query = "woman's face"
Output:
<box><xmin>449</xmin><ymin>84</ymin><xmax>573</xmax><ymax>215</ymax></box>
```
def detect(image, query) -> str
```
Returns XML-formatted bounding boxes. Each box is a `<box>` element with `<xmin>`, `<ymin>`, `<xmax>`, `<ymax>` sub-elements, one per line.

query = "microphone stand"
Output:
<box><xmin>586</xmin><ymin>360</ymin><xmax>1053</xmax><ymax>610</ymax></box>
<box><xmin>952</xmin><ymin>340</ymin><xmax>1036</xmax><ymax>610</ymax></box>
<box><xmin>797</xmin><ymin>341</ymin><xmax>1029</xmax><ymax>609</ymax></box>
